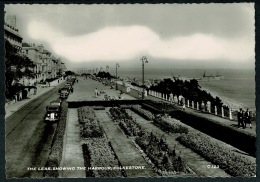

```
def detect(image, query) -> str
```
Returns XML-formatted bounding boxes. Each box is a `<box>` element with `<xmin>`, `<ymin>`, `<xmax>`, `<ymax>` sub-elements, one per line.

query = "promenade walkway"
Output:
<box><xmin>67</xmin><ymin>77</ymin><xmax>135</xmax><ymax>102</ymax></box>
<box><xmin>5</xmin><ymin>79</ymin><xmax>66</xmax><ymax>119</ymax></box>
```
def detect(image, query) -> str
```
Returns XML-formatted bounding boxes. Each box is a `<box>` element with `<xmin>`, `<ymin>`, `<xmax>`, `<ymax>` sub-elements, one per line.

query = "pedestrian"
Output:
<box><xmin>34</xmin><ymin>87</ymin><xmax>37</xmax><ymax>95</ymax></box>
<box><xmin>237</xmin><ymin>108</ymin><xmax>244</xmax><ymax>128</ymax></box>
<box><xmin>178</xmin><ymin>95</ymin><xmax>183</xmax><ymax>105</ymax></box>
<box><xmin>94</xmin><ymin>88</ymin><xmax>98</xmax><ymax>98</ymax></box>
<box><xmin>244</xmin><ymin>109</ymin><xmax>252</xmax><ymax>128</ymax></box>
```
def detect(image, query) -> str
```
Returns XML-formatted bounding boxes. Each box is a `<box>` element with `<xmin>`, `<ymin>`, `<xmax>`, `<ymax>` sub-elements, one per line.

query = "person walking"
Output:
<box><xmin>94</xmin><ymin>88</ymin><xmax>98</xmax><ymax>98</ymax></box>
<box><xmin>237</xmin><ymin>108</ymin><xmax>244</xmax><ymax>128</ymax></box>
<box><xmin>244</xmin><ymin>109</ymin><xmax>252</xmax><ymax>128</ymax></box>
<box><xmin>178</xmin><ymin>95</ymin><xmax>183</xmax><ymax>105</ymax></box>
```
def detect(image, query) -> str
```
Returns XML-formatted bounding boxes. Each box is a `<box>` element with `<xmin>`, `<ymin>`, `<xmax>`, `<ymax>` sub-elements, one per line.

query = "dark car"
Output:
<box><xmin>45</xmin><ymin>105</ymin><xmax>60</xmax><ymax>122</ymax></box>
<box><xmin>60</xmin><ymin>88</ymin><xmax>69</xmax><ymax>99</ymax></box>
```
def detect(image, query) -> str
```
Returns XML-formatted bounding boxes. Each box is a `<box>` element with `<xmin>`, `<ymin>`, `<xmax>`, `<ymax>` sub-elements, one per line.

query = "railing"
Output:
<box><xmin>147</xmin><ymin>90</ymin><xmax>240</xmax><ymax>121</ymax></box>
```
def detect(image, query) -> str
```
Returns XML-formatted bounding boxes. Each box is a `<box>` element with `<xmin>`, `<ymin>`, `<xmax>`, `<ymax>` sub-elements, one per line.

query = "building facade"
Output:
<box><xmin>5</xmin><ymin>11</ymin><xmax>66</xmax><ymax>86</ymax></box>
<box><xmin>22</xmin><ymin>43</ymin><xmax>65</xmax><ymax>84</ymax></box>
<box><xmin>4</xmin><ymin>13</ymin><xmax>23</xmax><ymax>52</ymax></box>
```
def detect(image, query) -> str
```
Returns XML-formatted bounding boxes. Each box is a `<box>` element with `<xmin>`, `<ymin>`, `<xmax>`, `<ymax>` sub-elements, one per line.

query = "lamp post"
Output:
<box><xmin>116</xmin><ymin>63</ymin><xmax>119</xmax><ymax>90</ymax></box>
<box><xmin>141</xmin><ymin>56</ymin><xmax>148</xmax><ymax>100</ymax></box>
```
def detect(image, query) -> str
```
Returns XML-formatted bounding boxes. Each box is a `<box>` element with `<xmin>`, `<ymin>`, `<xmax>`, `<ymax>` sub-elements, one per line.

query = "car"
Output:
<box><xmin>60</xmin><ymin>88</ymin><xmax>69</xmax><ymax>99</ymax></box>
<box><xmin>50</xmin><ymin>100</ymin><xmax>62</xmax><ymax>111</ymax></box>
<box><xmin>45</xmin><ymin>105</ymin><xmax>60</xmax><ymax>122</ymax></box>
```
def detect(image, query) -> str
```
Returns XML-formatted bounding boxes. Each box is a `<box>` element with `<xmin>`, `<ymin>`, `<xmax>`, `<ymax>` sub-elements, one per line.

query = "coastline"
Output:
<box><xmin>110</xmin><ymin>68</ymin><xmax>255</xmax><ymax>112</ymax></box>
<box><xmin>201</xmin><ymin>87</ymin><xmax>253</xmax><ymax>111</ymax></box>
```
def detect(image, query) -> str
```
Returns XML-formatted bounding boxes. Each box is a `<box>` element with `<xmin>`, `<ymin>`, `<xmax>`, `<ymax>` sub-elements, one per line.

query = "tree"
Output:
<box><xmin>65</xmin><ymin>70</ymin><xmax>75</xmax><ymax>76</ymax></box>
<box><xmin>5</xmin><ymin>40</ymin><xmax>36</xmax><ymax>98</ymax></box>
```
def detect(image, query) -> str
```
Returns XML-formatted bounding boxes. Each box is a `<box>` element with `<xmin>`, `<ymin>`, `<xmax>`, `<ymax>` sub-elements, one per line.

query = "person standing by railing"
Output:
<box><xmin>244</xmin><ymin>109</ymin><xmax>252</xmax><ymax>129</ymax></box>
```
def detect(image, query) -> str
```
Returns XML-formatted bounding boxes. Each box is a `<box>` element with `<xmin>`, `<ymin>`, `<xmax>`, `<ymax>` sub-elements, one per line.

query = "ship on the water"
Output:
<box><xmin>197</xmin><ymin>71</ymin><xmax>224</xmax><ymax>81</ymax></box>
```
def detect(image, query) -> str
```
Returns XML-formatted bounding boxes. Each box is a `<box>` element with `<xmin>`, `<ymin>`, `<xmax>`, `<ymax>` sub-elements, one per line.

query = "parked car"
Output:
<box><xmin>44</xmin><ymin>105</ymin><xmax>60</xmax><ymax>122</ymax></box>
<box><xmin>60</xmin><ymin>88</ymin><xmax>69</xmax><ymax>99</ymax></box>
<box><xmin>50</xmin><ymin>100</ymin><xmax>62</xmax><ymax>111</ymax></box>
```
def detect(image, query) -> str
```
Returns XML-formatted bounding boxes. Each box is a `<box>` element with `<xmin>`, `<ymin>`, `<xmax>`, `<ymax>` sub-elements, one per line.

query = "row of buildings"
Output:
<box><xmin>4</xmin><ymin>12</ymin><xmax>67</xmax><ymax>86</ymax></box>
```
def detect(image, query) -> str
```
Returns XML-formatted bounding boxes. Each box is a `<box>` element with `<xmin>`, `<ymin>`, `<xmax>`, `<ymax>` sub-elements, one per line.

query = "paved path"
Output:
<box><xmin>67</xmin><ymin>77</ymin><xmax>135</xmax><ymax>102</ymax></box>
<box><xmin>96</xmin><ymin>109</ymin><xmax>157</xmax><ymax>177</ymax></box>
<box><xmin>60</xmin><ymin>109</ymin><xmax>85</xmax><ymax>178</ymax></box>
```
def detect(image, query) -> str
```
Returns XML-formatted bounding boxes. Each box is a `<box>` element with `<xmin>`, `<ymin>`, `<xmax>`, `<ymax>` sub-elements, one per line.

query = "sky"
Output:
<box><xmin>4</xmin><ymin>3</ymin><xmax>255</xmax><ymax>70</ymax></box>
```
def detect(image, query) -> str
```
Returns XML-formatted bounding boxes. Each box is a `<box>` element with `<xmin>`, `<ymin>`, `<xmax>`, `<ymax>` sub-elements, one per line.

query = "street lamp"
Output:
<box><xmin>141</xmin><ymin>56</ymin><xmax>148</xmax><ymax>100</ymax></box>
<box><xmin>116</xmin><ymin>63</ymin><xmax>120</xmax><ymax>90</ymax></box>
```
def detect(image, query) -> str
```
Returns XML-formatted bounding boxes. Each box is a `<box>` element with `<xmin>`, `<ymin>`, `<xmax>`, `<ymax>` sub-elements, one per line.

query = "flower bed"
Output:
<box><xmin>82</xmin><ymin>138</ymin><xmax>125</xmax><ymax>177</ymax></box>
<box><xmin>109</xmin><ymin>107</ymin><xmax>132</xmax><ymax>122</ymax></box>
<box><xmin>153</xmin><ymin>115</ymin><xmax>189</xmax><ymax>134</ymax></box>
<box><xmin>78</xmin><ymin>106</ymin><xmax>103</xmax><ymax>138</ymax></box>
<box><xmin>135</xmin><ymin>132</ymin><xmax>188</xmax><ymax>175</ymax></box>
<box><xmin>119</xmin><ymin>119</ymin><xmax>144</xmax><ymax>137</ymax></box>
<box><xmin>119</xmin><ymin>105</ymin><xmax>132</xmax><ymax>109</ymax></box>
<box><xmin>130</xmin><ymin>105</ymin><xmax>155</xmax><ymax>120</ymax></box>
<box><xmin>109</xmin><ymin>107</ymin><xmax>144</xmax><ymax>136</ymax></box>
<box><xmin>177</xmin><ymin>132</ymin><xmax>256</xmax><ymax>177</ymax></box>
<box><xmin>78</xmin><ymin>106</ymin><xmax>96</xmax><ymax>123</ymax></box>
<box><xmin>130</xmin><ymin>105</ymin><xmax>188</xmax><ymax>134</ymax></box>
<box><xmin>109</xmin><ymin>107</ymin><xmax>189</xmax><ymax>176</ymax></box>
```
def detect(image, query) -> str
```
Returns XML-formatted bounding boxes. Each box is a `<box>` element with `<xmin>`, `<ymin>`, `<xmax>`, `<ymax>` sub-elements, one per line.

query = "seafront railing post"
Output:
<box><xmin>166</xmin><ymin>94</ymin><xmax>168</xmax><ymax>101</ymax></box>
<box><xmin>221</xmin><ymin>107</ymin><xmax>224</xmax><ymax>117</ymax></box>
<box><xmin>187</xmin><ymin>100</ymin><xmax>190</xmax><ymax>107</ymax></box>
<box><xmin>215</xmin><ymin>106</ymin><xmax>217</xmax><ymax>115</ymax></box>
<box><xmin>229</xmin><ymin>108</ymin><xmax>233</xmax><ymax>120</ymax></box>
<box><xmin>197</xmin><ymin>102</ymin><xmax>199</xmax><ymax>110</ymax></box>
<box><xmin>192</xmin><ymin>101</ymin><xmax>194</xmax><ymax>109</ymax></box>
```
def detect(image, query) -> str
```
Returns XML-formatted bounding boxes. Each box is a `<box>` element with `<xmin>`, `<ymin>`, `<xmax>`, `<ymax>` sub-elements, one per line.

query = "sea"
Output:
<box><xmin>108</xmin><ymin>68</ymin><xmax>256</xmax><ymax>110</ymax></box>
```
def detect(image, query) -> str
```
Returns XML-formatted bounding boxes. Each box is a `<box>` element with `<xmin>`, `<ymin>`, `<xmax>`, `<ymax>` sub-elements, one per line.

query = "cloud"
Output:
<box><xmin>27</xmin><ymin>21</ymin><xmax>254</xmax><ymax>64</ymax></box>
